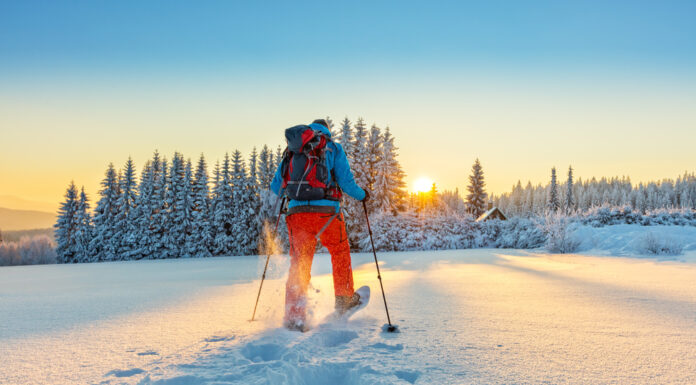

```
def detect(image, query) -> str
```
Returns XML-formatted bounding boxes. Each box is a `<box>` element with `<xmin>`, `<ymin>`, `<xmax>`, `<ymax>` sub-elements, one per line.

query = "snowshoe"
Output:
<box><xmin>333</xmin><ymin>286</ymin><xmax>370</xmax><ymax>321</ymax></box>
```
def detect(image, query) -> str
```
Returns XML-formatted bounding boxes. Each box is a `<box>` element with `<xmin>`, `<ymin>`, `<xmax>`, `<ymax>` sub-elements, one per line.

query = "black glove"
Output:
<box><xmin>362</xmin><ymin>189</ymin><xmax>370</xmax><ymax>201</ymax></box>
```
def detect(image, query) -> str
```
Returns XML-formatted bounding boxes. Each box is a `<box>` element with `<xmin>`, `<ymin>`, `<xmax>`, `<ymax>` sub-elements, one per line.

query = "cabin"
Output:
<box><xmin>476</xmin><ymin>206</ymin><xmax>507</xmax><ymax>222</ymax></box>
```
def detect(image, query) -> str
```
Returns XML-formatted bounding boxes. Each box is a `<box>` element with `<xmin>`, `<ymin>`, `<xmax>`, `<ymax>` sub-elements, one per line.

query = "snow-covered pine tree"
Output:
<box><xmin>115</xmin><ymin>157</ymin><xmax>138</xmax><ymax>260</ymax></box>
<box><xmin>74</xmin><ymin>187</ymin><xmax>93</xmax><ymax>263</ymax></box>
<box><xmin>258</xmin><ymin>145</ymin><xmax>272</xmax><ymax>189</ymax></box>
<box><xmin>257</xmin><ymin>145</ymin><xmax>279</xmax><ymax>223</ymax></box>
<box><xmin>190</xmin><ymin>154</ymin><xmax>212</xmax><ymax>258</ymax></box>
<box><xmin>350</xmin><ymin>118</ymin><xmax>369</xmax><ymax>185</ymax></box>
<box><xmin>565</xmin><ymin>166</ymin><xmax>574</xmax><ymax>214</ymax></box>
<box><xmin>230</xmin><ymin>150</ymin><xmax>257</xmax><ymax>255</ymax></box>
<box><xmin>208</xmin><ymin>159</ymin><xmax>221</xmax><ymax>247</ymax></box>
<box><xmin>164</xmin><ymin>153</ymin><xmax>188</xmax><ymax>258</ymax></box>
<box><xmin>372</xmin><ymin>127</ymin><xmax>406</xmax><ymax>214</ymax></box>
<box><xmin>274</xmin><ymin>146</ymin><xmax>283</xmax><ymax>171</ymax></box>
<box><xmin>153</xmin><ymin>156</ymin><xmax>170</xmax><ymax>259</ymax></box>
<box><xmin>364</xmin><ymin>124</ymin><xmax>384</xmax><ymax>206</ymax></box>
<box><xmin>325</xmin><ymin>116</ymin><xmax>335</xmax><ymax>137</ymax></box>
<box><xmin>179</xmin><ymin>158</ymin><xmax>195</xmax><ymax>258</ymax></box>
<box><xmin>90</xmin><ymin>163</ymin><xmax>121</xmax><ymax>261</ymax></box>
<box><xmin>548</xmin><ymin>167</ymin><xmax>560</xmax><ymax>213</ymax></box>
<box><xmin>466</xmin><ymin>158</ymin><xmax>488</xmax><ymax>218</ymax></box>
<box><xmin>54</xmin><ymin>182</ymin><xmax>79</xmax><ymax>263</ymax></box>
<box><xmin>364</xmin><ymin>124</ymin><xmax>382</xmax><ymax>213</ymax></box>
<box><xmin>212</xmin><ymin>153</ymin><xmax>235</xmax><ymax>256</ymax></box>
<box><xmin>134</xmin><ymin>159</ymin><xmax>155</xmax><ymax>260</ymax></box>
<box><xmin>343</xmin><ymin>118</ymin><xmax>369</xmax><ymax>246</ymax></box>
<box><xmin>523</xmin><ymin>182</ymin><xmax>534</xmax><ymax>215</ymax></box>
<box><xmin>338</xmin><ymin>117</ymin><xmax>353</xmax><ymax>157</ymax></box>
<box><xmin>248</xmin><ymin>147</ymin><xmax>262</xmax><ymax>236</ymax></box>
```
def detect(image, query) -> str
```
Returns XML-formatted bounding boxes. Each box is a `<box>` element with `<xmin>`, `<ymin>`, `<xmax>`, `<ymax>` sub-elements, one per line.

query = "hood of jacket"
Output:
<box><xmin>309</xmin><ymin>123</ymin><xmax>332</xmax><ymax>138</ymax></box>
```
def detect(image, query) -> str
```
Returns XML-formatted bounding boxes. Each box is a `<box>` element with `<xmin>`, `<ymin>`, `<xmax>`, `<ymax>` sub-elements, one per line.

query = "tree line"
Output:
<box><xmin>494</xmin><ymin>168</ymin><xmax>696</xmax><ymax>217</ymax></box>
<box><xmin>54</xmin><ymin>117</ymin><xmax>407</xmax><ymax>263</ymax></box>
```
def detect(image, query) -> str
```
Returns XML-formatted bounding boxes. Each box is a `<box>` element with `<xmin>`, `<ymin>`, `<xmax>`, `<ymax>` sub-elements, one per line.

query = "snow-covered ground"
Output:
<box><xmin>2</xmin><ymin>232</ymin><xmax>696</xmax><ymax>384</ymax></box>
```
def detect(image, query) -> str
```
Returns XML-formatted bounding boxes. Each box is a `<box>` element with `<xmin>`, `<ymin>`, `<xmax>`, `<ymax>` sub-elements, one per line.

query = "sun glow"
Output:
<box><xmin>413</xmin><ymin>177</ymin><xmax>434</xmax><ymax>193</ymax></box>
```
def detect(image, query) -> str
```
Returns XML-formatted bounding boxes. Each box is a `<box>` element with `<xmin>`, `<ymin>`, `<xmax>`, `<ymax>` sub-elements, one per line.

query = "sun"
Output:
<box><xmin>413</xmin><ymin>177</ymin><xmax>434</xmax><ymax>193</ymax></box>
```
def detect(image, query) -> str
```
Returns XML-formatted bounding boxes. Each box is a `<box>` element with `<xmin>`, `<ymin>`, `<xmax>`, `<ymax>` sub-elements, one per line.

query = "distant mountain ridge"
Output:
<box><xmin>0</xmin><ymin>195</ymin><xmax>58</xmax><ymax>212</ymax></box>
<box><xmin>0</xmin><ymin>207</ymin><xmax>56</xmax><ymax>231</ymax></box>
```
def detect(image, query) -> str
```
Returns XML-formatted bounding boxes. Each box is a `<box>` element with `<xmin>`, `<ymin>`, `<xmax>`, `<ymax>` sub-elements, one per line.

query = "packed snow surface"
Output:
<box><xmin>2</xmin><ymin>246</ymin><xmax>696</xmax><ymax>384</ymax></box>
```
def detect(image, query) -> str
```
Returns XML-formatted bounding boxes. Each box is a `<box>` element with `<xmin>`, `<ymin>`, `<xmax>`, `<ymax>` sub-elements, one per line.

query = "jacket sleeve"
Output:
<box><xmin>332</xmin><ymin>143</ymin><xmax>366</xmax><ymax>201</ymax></box>
<box><xmin>270</xmin><ymin>161</ymin><xmax>284</xmax><ymax>195</ymax></box>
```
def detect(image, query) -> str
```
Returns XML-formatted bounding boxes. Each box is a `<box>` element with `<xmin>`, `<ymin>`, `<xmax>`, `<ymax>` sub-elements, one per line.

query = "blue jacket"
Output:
<box><xmin>270</xmin><ymin>123</ymin><xmax>366</xmax><ymax>212</ymax></box>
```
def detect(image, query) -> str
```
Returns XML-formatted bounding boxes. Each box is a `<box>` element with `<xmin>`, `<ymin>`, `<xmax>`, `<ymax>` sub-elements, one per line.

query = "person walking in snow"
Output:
<box><xmin>270</xmin><ymin>119</ymin><xmax>368</xmax><ymax>332</ymax></box>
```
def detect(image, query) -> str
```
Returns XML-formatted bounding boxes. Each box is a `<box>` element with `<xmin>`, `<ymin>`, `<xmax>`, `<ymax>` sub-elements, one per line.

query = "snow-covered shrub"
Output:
<box><xmin>540</xmin><ymin>212</ymin><xmax>580</xmax><ymax>254</ymax></box>
<box><xmin>357</xmin><ymin>210</ymin><xmax>546</xmax><ymax>252</ymax></box>
<box><xmin>636</xmin><ymin>232</ymin><xmax>684</xmax><ymax>256</ymax></box>
<box><xmin>578</xmin><ymin>206</ymin><xmax>696</xmax><ymax>227</ymax></box>
<box><xmin>494</xmin><ymin>217</ymin><xmax>546</xmax><ymax>249</ymax></box>
<box><xmin>0</xmin><ymin>235</ymin><xmax>57</xmax><ymax>266</ymax></box>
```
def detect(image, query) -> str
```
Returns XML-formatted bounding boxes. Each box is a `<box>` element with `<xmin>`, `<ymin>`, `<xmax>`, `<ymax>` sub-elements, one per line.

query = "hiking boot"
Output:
<box><xmin>335</xmin><ymin>292</ymin><xmax>361</xmax><ymax>316</ymax></box>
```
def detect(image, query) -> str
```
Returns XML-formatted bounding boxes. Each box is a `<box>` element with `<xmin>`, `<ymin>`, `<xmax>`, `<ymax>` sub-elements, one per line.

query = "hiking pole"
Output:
<box><xmin>250</xmin><ymin>195</ymin><xmax>286</xmax><ymax>321</ymax></box>
<box><xmin>362</xmin><ymin>200</ymin><xmax>398</xmax><ymax>332</ymax></box>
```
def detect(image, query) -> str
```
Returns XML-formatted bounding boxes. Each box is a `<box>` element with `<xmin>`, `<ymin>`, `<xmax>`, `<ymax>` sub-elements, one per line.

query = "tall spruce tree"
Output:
<box><xmin>115</xmin><ymin>157</ymin><xmax>138</xmax><ymax>260</ymax></box>
<box><xmin>135</xmin><ymin>159</ymin><xmax>155</xmax><ymax>259</ymax></box>
<box><xmin>180</xmin><ymin>159</ymin><xmax>196</xmax><ymax>258</ymax></box>
<box><xmin>190</xmin><ymin>154</ymin><xmax>212</xmax><ymax>258</ymax></box>
<box><xmin>548</xmin><ymin>167</ymin><xmax>560</xmax><ymax>212</ymax></box>
<box><xmin>163</xmin><ymin>153</ymin><xmax>183</xmax><ymax>258</ymax></box>
<box><xmin>338</xmin><ymin>117</ymin><xmax>353</xmax><ymax>157</ymax></box>
<box><xmin>231</xmin><ymin>150</ymin><xmax>257</xmax><ymax>255</ymax></box>
<box><xmin>364</xmin><ymin>124</ymin><xmax>383</xmax><ymax>213</ymax></box>
<box><xmin>343</xmin><ymin>118</ymin><xmax>369</xmax><ymax>244</ymax></box>
<box><xmin>274</xmin><ymin>146</ymin><xmax>283</xmax><ymax>170</ymax></box>
<box><xmin>466</xmin><ymin>158</ymin><xmax>488</xmax><ymax>218</ymax></box>
<box><xmin>155</xmin><ymin>157</ymin><xmax>169</xmax><ymax>259</ymax></box>
<box><xmin>324</xmin><ymin>116</ymin><xmax>335</xmax><ymax>137</ymax></box>
<box><xmin>90</xmin><ymin>163</ymin><xmax>121</xmax><ymax>261</ymax></box>
<box><xmin>372</xmin><ymin>127</ymin><xmax>406</xmax><ymax>214</ymax></box>
<box><xmin>212</xmin><ymin>153</ymin><xmax>235</xmax><ymax>256</ymax></box>
<box><xmin>248</xmin><ymin>147</ymin><xmax>262</xmax><ymax>232</ymax></box>
<box><xmin>565</xmin><ymin>166</ymin><xmax>574</xmax><ymax>214</ymax></box>
<box><xmin>55</xmin><ymin>182</ymin><xmax>80</xmax><ymax>263</ymax></box>
<box><xmin>74</xmin><ymin>187</ymin><xmax>93</xmax><ymax>263</ymax></box>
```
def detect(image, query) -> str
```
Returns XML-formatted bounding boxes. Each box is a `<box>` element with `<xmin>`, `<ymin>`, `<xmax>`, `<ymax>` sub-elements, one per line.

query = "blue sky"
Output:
<box><xmin>3</xmin><ymin>1</ymin><xmax>694</xmax><ymax>75</ymax></box>
<box><xmin>1</xmin><ymin>0</ymin><xmax>695</xmax><ymax>207</ymax></box>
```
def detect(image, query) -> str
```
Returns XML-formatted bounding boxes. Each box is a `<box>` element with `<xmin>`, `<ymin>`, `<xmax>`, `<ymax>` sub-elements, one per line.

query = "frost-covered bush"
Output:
<box><xmin>358</xmin><ymin>211</ymin><xmax>475</xmax><ymax>252</ymax></box>
<box><xmin>357</xmin><ymin>211</ymin><xmax>546</xmax><ymax>252</ymax></box>
<box><xmin>0</xmin><ymin>235</ymin><xmax>57</xmax><ymax>266</ymax></box>
<box><xmin>636</xmin><ymin>232</ymin><xmax>684</xmax><ymax>256</ymax></box>
<box><xmin>493</xmin><ymin>217</ymin><xmax>546</xmax><ymax>249</ymax></box>
<box><xmin>578</xmin><ymin>205</ymin><xmax>696</xmax><ymax>227</ymax></box>
<box><xmin>540</xmin><ymin>212</ymin><xmax>580</xmax><ymax>254</ymax></box>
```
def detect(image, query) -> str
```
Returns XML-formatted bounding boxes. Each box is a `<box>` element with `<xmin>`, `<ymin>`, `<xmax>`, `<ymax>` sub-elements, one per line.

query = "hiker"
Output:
<box><xmin>270</xmin><ymin>119</ymin><xmax>368</xmax><ymax>331</ymax></box>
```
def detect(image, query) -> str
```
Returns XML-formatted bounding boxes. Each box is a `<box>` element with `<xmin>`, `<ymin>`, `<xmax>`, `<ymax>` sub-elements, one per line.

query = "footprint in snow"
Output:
<box><xmin>368</xmin><ymin>342</ymin><xmax>404</xmax><ymax>351</ymax></box>
<box><xmin>204</xmin><ymin>335</ymin><xmax>235</xmax><ymax>343</ymax></box>
<box><xmin>394</xmin><ymin>370</ymin><xmax>421</xmax><ymax>384</ymax></box>
<box><xmin>240</xmin><ymin>343</ymin><xmax>286</xmax><ymax>362</ymax></box>
<box><xmin>311</xmin><ymin>329</ymin><xmax>359</xmax><ymax>348</ymax></box>
<box><xmin>105</xmin><ymin>368</ymin><xmax>144</xmax><ymax>378</ymax></box>
<box><xmin>137</xmin><ymin>350</ymin><xmax>158</xmax><ymax>356</ymax></box>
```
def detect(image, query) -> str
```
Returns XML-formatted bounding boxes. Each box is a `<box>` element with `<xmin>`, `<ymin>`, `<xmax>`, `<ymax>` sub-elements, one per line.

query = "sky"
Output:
<box><xmin>1</xmin><ymin>0</ymin><xmax>695</xmax><ymax>212</ymax></box>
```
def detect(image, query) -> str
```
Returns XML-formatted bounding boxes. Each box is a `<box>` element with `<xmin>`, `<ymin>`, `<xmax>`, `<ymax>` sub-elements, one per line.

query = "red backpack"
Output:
<box><xmin>280</xmin><ymin>125</ymin><xmax>341</xmax><ymax>201</ymax></box>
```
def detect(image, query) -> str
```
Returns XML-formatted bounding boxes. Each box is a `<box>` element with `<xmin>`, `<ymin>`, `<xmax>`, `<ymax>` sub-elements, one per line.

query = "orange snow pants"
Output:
<box><xmin>284</xmin><ymin>212</ymin><xmax>354</xmax><ymax>323</ymax></box>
